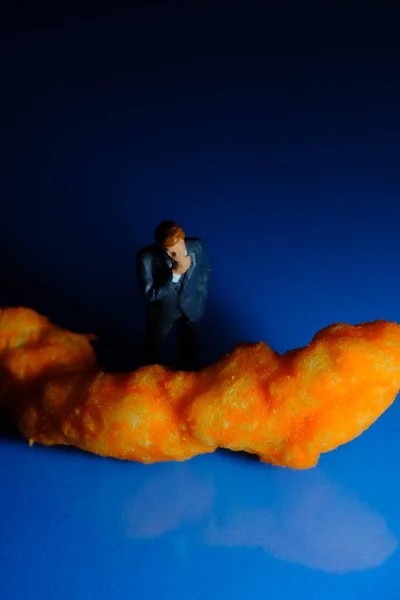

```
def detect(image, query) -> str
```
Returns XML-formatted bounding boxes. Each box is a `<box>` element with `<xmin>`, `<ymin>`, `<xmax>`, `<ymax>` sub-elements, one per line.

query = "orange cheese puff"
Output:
<box><xmin>16</xmin><ymin>368</ymin><xmax>214</xmax><ymax>462</ymax></box>
<box><xmin>0</xmin><ymin>307</ymin><xmax>96</xmax><ymax>406</ymax></box>
<box><xmin>185</xmin><ymin>321</ymin><xmax>400</xmax><ymax>468</ymax></box>
<box><xmin>1</xmin><ymin>308</ymin><xmax>400</xmax><ymax>468</ymax></box>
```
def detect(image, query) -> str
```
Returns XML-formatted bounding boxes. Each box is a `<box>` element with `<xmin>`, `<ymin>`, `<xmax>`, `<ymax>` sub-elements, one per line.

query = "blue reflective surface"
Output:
<box><xmin>2</xmin><ymin>5</ymin><xmax>400</xmax><ymax>599</ymax></box>
<box><xmin>1</xmin><ymin>405</ymin><xmax>400</xmax><ymax>599</ymax></box>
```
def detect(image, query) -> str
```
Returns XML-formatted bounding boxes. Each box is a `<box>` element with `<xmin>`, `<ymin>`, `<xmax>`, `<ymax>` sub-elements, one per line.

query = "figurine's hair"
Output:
<box><xmin>154</xmin><ymin>220</ymin><xmax>185</xmax><ymax>247</ymax></box>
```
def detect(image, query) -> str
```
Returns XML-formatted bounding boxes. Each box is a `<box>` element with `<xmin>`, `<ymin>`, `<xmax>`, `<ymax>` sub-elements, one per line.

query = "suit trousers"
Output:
<box><xmin>141</xmin><ymin>309</ymin><xmax>199</xmax><ymax>371</ymax></box>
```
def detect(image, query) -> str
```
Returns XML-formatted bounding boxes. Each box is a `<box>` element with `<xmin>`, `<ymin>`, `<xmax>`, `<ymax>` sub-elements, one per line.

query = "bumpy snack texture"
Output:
<box><xmin>1</xmin><ymin>307</ymin><xmax>400</xmax><ymax>468</ymax></box>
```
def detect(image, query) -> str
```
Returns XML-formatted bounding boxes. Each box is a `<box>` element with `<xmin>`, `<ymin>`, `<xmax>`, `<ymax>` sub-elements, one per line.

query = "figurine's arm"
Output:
<box><xmin>136</xmin><ymin>251</ymin><xmax>178</xmax><ymax>302</ymax></box>
<box><xmin>198</xmin><ymin>241</ymin><xmax>211</xmax><ymax>304</ymax></box>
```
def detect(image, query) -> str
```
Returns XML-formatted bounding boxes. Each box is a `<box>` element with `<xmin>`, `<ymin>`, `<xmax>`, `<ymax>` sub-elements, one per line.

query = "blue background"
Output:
<box><xmin>1</xmin><ymin>3</ymin><xmax>400</xmax><ymax>598</ymax></box>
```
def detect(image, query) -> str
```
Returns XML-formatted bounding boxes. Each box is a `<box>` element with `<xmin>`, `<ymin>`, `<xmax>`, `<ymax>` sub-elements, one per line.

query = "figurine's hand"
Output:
<box><xmin>172</xmin><ymin>255</ymin><xmax>191</xmax><ymax>275</ymax></box>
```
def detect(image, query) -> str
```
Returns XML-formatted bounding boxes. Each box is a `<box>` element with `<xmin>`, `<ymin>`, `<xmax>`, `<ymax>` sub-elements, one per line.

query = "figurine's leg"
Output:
<box><xmin>141</xmin><ymin>317</ymin><xmax>173</xmax><ymax>366</ymax></box>
<box><xmin>177</xmin><ymin>317</ymin><xmax>199</xmax><ymax>371</ymax></box>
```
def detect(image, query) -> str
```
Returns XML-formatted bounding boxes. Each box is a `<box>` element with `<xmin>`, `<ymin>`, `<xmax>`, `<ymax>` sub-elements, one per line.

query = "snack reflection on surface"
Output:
<box><xmin>1</xmin><ymin>307</ymin><xmax>400</xmax><ymax>468</ymax></box>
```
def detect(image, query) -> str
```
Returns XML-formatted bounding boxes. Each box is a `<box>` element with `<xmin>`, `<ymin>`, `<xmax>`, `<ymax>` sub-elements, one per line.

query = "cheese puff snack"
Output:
<box><xmin>0</xmin><ymin>307</ymin><xmax>96</xmax><ymax>405</ymax></box>
<box><xmin>1</xmin><ymin>308</ymin><xmax>400</xmax><ymax>468</ymax></box>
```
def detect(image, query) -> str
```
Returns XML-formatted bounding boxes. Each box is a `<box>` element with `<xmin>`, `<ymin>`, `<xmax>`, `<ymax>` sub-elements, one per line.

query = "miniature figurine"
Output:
<box><xmin>136</xmin><ymin>220</ymin><xmax>211</xmax><ymax>370</ymax></box>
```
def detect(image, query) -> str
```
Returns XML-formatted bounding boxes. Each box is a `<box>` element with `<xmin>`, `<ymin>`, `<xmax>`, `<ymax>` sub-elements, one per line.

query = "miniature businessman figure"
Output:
<box><xmin>136</xmin><ymin>220</ymin><xmax>211</xmax><ymax>370</ymax></box>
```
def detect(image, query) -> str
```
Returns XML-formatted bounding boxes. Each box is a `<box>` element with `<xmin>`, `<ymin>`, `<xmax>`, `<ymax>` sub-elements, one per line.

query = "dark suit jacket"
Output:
<box><xmin>136</xmin><ymin>237</ymin><xmax>211</xmax><ymax>324</ymax></box>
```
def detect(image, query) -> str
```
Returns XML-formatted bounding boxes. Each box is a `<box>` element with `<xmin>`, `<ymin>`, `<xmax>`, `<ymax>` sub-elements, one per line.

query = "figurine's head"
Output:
<box><xmin>154</xmin><ymin>220</ymin><xmax>186</xmax><ymax>260</ymax></box>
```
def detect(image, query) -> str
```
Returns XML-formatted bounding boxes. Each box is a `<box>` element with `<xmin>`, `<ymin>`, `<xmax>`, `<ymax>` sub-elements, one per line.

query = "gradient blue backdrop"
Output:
<box><xmin>1</xmin><ymin>4</ymin><xmax>400</xmax><ymax>599</ymax></box>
